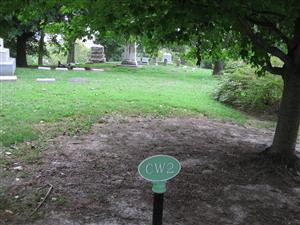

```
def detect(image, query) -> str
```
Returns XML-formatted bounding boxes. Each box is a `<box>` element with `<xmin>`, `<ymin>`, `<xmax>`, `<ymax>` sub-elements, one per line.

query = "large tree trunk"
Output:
<box><xmin>212</xmin><ymin>60</ymin><xmax>224</xmax><ymax>75</ymax></box>
<box><xmin>268</xmin><ymin>70</ymin><xmax>300</xmax><ymax>165</ymax></box>
<box><xmin>16</xmin><ymin>33</ymin><xmax>29</xmax><ymax>67</ymax></box>
<box><xmin>38</xmin><ymin>31</ymin><xmax>45</xmax><ymax>66</ymax></box>
<box><xmin>67</xmin><ymin>42</ymin><xmax>75</xmax><ymax>64</ymax></box>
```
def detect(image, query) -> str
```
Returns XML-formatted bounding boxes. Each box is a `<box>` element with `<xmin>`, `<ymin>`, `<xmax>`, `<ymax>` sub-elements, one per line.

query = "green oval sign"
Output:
<box><xmin>138</xmin><ymin>155</ymin><xmax>181</xmax><ymax>182</ymax></box>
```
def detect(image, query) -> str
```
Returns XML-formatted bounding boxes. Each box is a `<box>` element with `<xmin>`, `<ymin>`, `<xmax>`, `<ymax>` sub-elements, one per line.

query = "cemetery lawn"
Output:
<box><xmin>0</xmin><ymin>65</ymin><xmax>247</xmax><ymax>147</ymax></box>
<box><xmin>1</xmin><ymin>65</ymin><xmax>299</xmax><ymax>225</ymax></box>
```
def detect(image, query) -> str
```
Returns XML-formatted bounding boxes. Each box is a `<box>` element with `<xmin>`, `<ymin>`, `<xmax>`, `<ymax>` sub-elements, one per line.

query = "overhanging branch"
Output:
<box><xmin>246</xmin><ymin>16</ymin><xmax>290</xmax><ymax>44</ymax></box>
<box><xmin>267</xmin><ymin>67</ymin><xmax>284</xmax><ymax>76</ymax></box>
<box><xmin>265</xmin><ymin>59</ymin><xmax>284</xmax><ymax>76</ymax></box>
<box><xmin>240</xmin><ymin>18</ymin><xmax>289</xmax><ymax>63</ymax></box>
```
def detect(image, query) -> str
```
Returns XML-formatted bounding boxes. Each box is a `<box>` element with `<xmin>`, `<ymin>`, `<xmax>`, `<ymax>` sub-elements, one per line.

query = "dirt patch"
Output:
<box><xmin>1</xmin><ymin>116</ymin><xmax>300</xmax><ymax>225</ymax></box>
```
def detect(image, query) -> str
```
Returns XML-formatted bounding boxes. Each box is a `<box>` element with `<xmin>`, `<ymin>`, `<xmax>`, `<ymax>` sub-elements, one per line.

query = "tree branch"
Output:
<box><xmin>246</xmin><ymin>16</ymin><xmax>290</xmax><ymax>44</ymax></box>
<box><xmin>265</xmin><ymin>59</ymin><xmax>284</xmax><ymax>76</ymax></box>
<box><xmin>240</xmin><ymin>18</ymin><xmax>289</xmax><ymax>63</ymax></box>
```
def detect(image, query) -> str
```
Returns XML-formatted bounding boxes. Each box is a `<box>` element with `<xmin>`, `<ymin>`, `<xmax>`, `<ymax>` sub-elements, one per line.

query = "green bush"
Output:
<box><xmin>214</xmin><ymin>67</ymin><xmax>283</xmax><ymax>113</ymax></box>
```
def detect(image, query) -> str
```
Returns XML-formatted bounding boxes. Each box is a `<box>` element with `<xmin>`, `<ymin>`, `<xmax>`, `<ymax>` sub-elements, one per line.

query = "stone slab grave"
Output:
<box><xmin>91</xmin><ymin>68</ymin><xmax>104</xmax><ymax>72</ymax></box>
<box><xmin>69</xmin><ymin>77</ymin><xmax>88</xmax><ymax>83</ymax></box>
<box><xmin>0</xmin><ymin>76</ymin><xmax>17</xmax><ymax>81</ymax></box>
<box><xmin>38</xmin><ymin>66</ymin><xmax>51</xmax><ymax>70</ymax></box>
<box><xmin>56</xmin><ymin>67</ymin><xmax>68</xmax><ymax>71</ymax></box>
<box><xmin>162</xmin><ymin>53</ymin><xmax>172</xmax><ymax>65</ymax></box>
<box><xmin>0</xmin><ymin>37</ymin><xmax>17</xmax><ymax>81</ymax></box>
<box><xmin>88</xmin><ymin>44</ymin><xmax>106</xmax><ymax>63</ymax></box>
<box><xmin>36</xmin><ymin>78</ymin><xmax>56</xmax><ymax>82</ymax></box>
<box><xmin>121</xmin><ymin>43</ymin><xmax>138</xmax><ymax>66</ymax></box>
<box><xmin>73</xmin><ymin>67</ymin><xmax>86</xmax><ymax>71</ymax></box>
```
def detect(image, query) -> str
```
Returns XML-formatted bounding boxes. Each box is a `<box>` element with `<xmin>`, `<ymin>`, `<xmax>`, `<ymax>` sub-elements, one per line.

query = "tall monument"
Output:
<box><xmin>0</xmin><ymin>38</ymin><xmax>17</xmax><ymax>81</ymax></box>
<box><xmin>121</xmin><ymin>42</ymin><xmax>138</xmax><ymax>66</ymax></box>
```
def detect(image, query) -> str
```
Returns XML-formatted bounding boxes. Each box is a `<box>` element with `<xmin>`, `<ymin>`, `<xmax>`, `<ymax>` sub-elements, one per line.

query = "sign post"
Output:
<box><xmin>138</xmin><ymin>155</ymin><xmax>181</xmax><ymax>225</ymax></box>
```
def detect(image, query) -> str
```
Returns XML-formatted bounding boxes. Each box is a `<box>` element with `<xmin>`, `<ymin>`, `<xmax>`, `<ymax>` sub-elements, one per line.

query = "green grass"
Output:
<box><xmin>0</xmin><ymin>65</ymin><xmax>247</xmax><ymax>146</ymax></box>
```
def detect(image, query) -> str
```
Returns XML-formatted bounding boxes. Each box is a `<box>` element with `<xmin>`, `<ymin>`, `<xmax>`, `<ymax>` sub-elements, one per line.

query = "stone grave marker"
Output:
<box><xmin>38</xmin><ymin>66</ymin><xmax>51</xmax><ymax>70</ymax></box>
<box><xmin>0</xmin><ymin>37</ymin><xmax>17</xmax><ymax>81</ymax></box>
<box><xmin>73</xmin><ymin>67</ymin><xmax>86</xmax><ymax>71</ymax></box>
<box><xmin>121</xmin><ymin>43</ymin><xmax>138</xmax><ymax>66</ymax></box>
<box><xmin>91</xmin><ymin>68</ymin><xmax>104</xmax><ymax>72</ymax></box>
<box><xmin>141</xmin><ymin>57</ymin><xmax>150</xmax><ymax>65</ymax></box>
<box><xmin>162</xmin><ymin>53</ymin><xmax>172</xmax><ymax>64</ymax></box>
<box><xmin>88</xmin><ymin>44</ymin><xmax>106</xmax><ymax>63</ymax></box>
<box><xmin>56</xmin><ymin>67</ymin><xmax>68</xmax><ymax>71</ymax></box>
<box><xmin>36</xmin><ymin>78</ymin><xmax>56</xmax><ymax>82</ymax></box>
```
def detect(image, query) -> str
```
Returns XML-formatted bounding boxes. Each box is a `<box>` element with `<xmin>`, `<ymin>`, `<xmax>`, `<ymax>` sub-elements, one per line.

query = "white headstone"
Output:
<box><xmin>141</xmin><ymin>57</ymin><xmax>150</xmax><ymax>65</ymax></box>
<box><xmin>38</xmin><ymin>66</ymin><xmax>51</xmax><ymax>70</ymax></box>
<box><xmin>0</xmin><ymin>37</ymin><xmax>17</xmax><ymax>78</ymax></box>
<box><xmin>73</xmin><ymin>67</ymin><xmax>86</xmax><ymax>71</ymax></box>
<box><xmin>121</xmin><ymin>43</ymin><xmax>138</xmax><ymax>66</ymax></box>
<box><xmin>56</xmin><ymin>67</ymin><xmax>68</xmax><ymax>71</ymax></box>
<box><xmin>36</xmin><ymin>78</ymin><xmax>56</xmax><ymax>82</ymax></box>
<box><xmin>0</xmin><ymin>76</ymin><xmax>17</xmax><ymax>81</ymax></box>
<box><xmin>162</xmin><ymin>53</ymin><xmax>172</xmax><ymax>64</ymax></box>
<box><xmin>91</xmin><ymin>68</ymin><xmax>104</xmax><ymax>72</ymax></box>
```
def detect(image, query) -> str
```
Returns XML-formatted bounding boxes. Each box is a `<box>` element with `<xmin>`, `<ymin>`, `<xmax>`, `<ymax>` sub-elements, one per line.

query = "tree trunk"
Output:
<box><xmin>16</xmin><ymin>33</ymin><xmax>29</xmax><ymax>67</ymax></box>
<box><xmin>212</xmin><ymin>60</ymin><xmax>224</xmax><ymax>75</ymax></box>
<box><xmin>195</xmin><ymin>44</ymin><xmax>201</xmax><ymax>67</ymax></box>
<box><xmin>38</xmin><ymin>31</ymin><xmax>45</xmax><ymax>66</ymax></box>
<box><xmin>269</xmin><ymin>71</ymin><xmax>300</xmax><ymax>164</ymax></box>
<box><xmin>67</xmin><ymin>42</ymin><xmax>75</xmax><ymax>64</ymax></box>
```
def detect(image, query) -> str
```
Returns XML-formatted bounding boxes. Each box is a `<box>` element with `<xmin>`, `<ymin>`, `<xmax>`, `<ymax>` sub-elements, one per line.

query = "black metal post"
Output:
<box><xmin>152</xmin><ymin>193</ymin><xmax>164</xmax><ymax>225</ymax></box>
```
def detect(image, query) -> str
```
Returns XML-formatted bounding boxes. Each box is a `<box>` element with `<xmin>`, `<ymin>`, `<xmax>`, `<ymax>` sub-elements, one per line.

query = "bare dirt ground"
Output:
<box><xmin>1</xmin><ymin>116</ymin><xmax>300</xmax><ymax>225</ymax></box>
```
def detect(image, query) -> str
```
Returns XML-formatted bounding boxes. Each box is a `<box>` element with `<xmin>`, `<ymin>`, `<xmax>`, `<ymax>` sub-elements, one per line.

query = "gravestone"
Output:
<box><xmin>162</xmin><ymin>53</ymin><xmax>172</xmax><ymax>64</ymax></box>
<box><xmin>91</xmin><ymin>68</ymin><xmax>104</xmax><ymax>72</ymax></box>
<box><xmin>121</xmin><ymin>43</ymin><xmax>138</xmax><ymax>66</ymax></box>
<box><xmin>36</xmin><ymin>78</ymin><xmax>56</xmax><ymax>82</ymax></box>
<box><xmin>88</xmin><ymin>44</ymin><xmax>106</xmax><ymax>63</ymax></box>
<box><xmin>56</xmin><ymin>67</ymin><xmax>68</xmax><ymax>71</ymax></box>
<box><xmin>141</xmin><ymin>57</ymin><xmax>150</xmax><ymax>65</ymax></box>
<box><xmin>38</xmin><ymin>66</ymin><xmax>51</xmax><ymax>70</ymax></box>
<box><xmin>138</xmin><ymin>57</ymin><xmax>150</xmax><ymax>65</ymax></box>
<box><xmin>0</xmin><ymin>38</ymin><xmax>17</xmax><ymax>80</ymax></box>
<box><xmin>73</xmin><ymin>67</ymin><xmax>85</xmax><ymax>71</ymax></box>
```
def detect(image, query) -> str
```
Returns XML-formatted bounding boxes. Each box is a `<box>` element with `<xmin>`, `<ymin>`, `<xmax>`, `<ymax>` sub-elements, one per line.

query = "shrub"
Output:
<box><xmin>214</xmin><ymin>67</ymin><xmax>283</xmax><ymax>113</ymax></box>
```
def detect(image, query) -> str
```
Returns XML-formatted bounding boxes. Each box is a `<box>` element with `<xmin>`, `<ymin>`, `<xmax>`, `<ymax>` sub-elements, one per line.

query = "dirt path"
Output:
<box><xmin>2</xmin><ymin>117</ymin><xmax>300</xmax><ymax>225</ymax></box>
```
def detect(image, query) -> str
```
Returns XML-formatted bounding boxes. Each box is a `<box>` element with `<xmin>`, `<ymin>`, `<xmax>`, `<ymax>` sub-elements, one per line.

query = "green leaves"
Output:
<box><xmin>214</xmin><ymin>65</ymin><xmax>283</xmax><ymax>112</ymax></box>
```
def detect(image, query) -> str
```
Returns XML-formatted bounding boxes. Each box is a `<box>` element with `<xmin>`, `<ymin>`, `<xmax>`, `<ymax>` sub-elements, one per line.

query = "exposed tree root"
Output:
<box><xmin>260</xmin><ymin>146</ymin><xmax>300</xmax><ymax>175</ymax></box>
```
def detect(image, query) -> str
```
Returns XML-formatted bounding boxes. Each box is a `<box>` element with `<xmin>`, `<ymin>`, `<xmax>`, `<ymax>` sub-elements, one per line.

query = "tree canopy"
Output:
<box><xmin>1</xmin><ymin>0</ymin><xmax>300</xmax><ymax>168</ymax></box>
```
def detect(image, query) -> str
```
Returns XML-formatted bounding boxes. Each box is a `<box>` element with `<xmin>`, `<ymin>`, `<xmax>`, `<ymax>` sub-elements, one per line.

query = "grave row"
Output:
<box><xmin>37</xmin><ymin>67</ymin><xmax>104</xmax><ymax>72</ymax></box>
